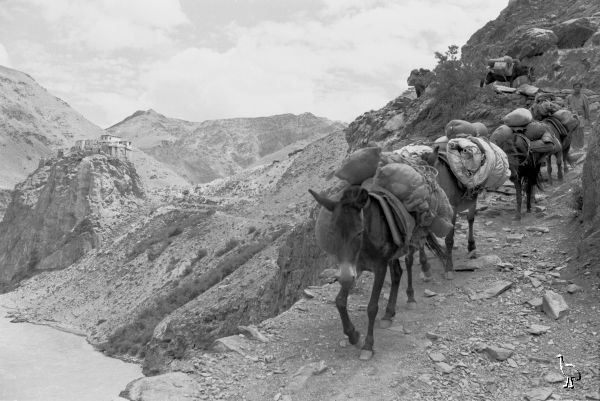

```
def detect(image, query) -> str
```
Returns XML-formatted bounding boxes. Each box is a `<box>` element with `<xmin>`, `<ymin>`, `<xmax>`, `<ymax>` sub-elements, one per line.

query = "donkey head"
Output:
<box><xmin>309</xmin><ymin>186</ymin><xmax>369</xmax><ymax>286</ymax></box>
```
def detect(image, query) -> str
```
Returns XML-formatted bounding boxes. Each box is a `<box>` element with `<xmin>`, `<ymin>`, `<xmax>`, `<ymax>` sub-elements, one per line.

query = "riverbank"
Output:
<box><xmin>0</xmin><ymin>305</ymin><xmax>142</xmax><ymax>401</ymax></box>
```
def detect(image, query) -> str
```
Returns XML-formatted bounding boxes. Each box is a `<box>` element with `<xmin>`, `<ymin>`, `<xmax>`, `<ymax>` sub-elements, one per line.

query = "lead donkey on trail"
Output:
<box><xmin>309</xmin><ymin>186</ymin><xmax>446</xmax><ymax>361</ymax></box>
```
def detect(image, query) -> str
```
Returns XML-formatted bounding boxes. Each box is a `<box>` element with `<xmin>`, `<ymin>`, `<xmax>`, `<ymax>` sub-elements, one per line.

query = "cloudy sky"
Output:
<box><xmin>0</xmin><ymin>0</ymin><xmax>506</xmax><ymax>128</ymax></box>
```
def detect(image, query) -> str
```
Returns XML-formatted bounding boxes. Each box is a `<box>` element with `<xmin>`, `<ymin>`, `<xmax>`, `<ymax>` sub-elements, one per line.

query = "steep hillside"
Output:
<box><xmin>0</xmin><ymin>152</ymin><xmax>144</xmax><ymax>288</ymax></box>
<box><xmin>108</xmin><ymin>110</ymin><xmax>346</xmax><ymax>184</ymax></box>
<box><xmin>462</xmin><ymin>0</ymin><xmax>600</xmax><ymax>90</ymax></box>
<box><xmin>344</xmin><ymin>0</ymin><xmax>600</xmax><ymax>152</ymax></box>
<box><xmin>0</xmin><ymin>130</ymin><xmax>348</xmax><ymax>372</ymax></box>
<box><xmin>0</xmin><ymin>65</ymin><xmax>102</xmax><ymax>189</ymax></box>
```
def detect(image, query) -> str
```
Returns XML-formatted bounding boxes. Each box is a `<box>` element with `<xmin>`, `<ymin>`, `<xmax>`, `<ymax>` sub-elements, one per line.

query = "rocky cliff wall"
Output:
<box><xmin>0</xmin><ymin>152</ymin><xmax>144</xmax><ymax>286</ymax></box>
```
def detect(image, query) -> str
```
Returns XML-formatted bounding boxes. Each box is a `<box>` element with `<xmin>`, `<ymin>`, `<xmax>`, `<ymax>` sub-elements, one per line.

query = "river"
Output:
<box><xmin>0</xmin><ymin>307</ymin><xmax>141</xmax><ymax>401</ymax></box>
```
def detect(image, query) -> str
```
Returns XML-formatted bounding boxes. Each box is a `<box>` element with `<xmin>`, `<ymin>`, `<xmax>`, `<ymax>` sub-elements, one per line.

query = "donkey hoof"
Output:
<box><xmin>379</xmin><ymin>319</ymin><xmax>393</xmax><ymax>329</ymax></box>
<box><xmin>467</xmin><ymin>250</ymin><xmax>477</xmax><ymax>259</ymax></box>
<box><xmin>513</xmin><ymin>214</ymin><xmax>521</xmax><ymax>221</ymax></box>
<box><xmin>359</xmin><ymin>349</ymin><xmax>374</xmax><ymax>361</ymax></box>
<box><xmin>420</xmin><ymin>271</ymin><xmax>432</xmax><ymax>282</ymax></box>
<box><xmin>444</xmin><ymin>271</ymin><xmax>455</xmax><ymax>280</ymax></box>
<box><xmin>405</xmin><ymin>301</ymin><xmax>416</xmax><ymax>310</ymax></box>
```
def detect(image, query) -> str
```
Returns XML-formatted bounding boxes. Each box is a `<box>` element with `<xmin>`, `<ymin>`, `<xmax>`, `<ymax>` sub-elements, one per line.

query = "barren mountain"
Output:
<box><xmin>108</xmin><ymin>110</ymin><xmax>346</xmax><ymax>184</ymax></box>
<box><xmin>0</xmin><ymin>65</ymin><xmax>101</xmax><ymax>189</ymax></box>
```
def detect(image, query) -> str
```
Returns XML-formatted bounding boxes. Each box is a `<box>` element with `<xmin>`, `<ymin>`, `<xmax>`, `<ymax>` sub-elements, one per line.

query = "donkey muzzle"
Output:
<box><xmin>338</xmin><ymin>262</ymin><xmax>357</xmax><ymax>287</ymax></box>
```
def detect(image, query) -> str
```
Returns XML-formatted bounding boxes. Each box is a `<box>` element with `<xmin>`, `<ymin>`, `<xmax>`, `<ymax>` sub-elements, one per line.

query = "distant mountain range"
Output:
<box><xmin>0</xmin><ymin>64</ymin><xmax>345</xmax><ymax>190</ymax></box>
<box><xmin>107</xmin><ymin>109</ymin><xmax>346</xmax><ymax>184</ymax></box>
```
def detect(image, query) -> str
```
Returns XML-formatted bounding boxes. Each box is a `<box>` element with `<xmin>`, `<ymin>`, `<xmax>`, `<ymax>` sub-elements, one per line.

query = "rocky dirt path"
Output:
<box><xmin>125</xmin><ymin>162</ymin><xmax>600</xmax><ymax>401</ymax></box>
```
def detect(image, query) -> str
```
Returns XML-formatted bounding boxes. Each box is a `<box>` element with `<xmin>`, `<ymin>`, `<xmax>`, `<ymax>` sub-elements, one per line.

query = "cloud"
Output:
<box><xmin>135</xmin><ymin>0</ymin><xmax>506</xmax><ymax>123</ymax></box>
<box><xmin>0</xmin><ymin>42</ymin><xmax>9</xmax><ymax>66</ymax></box>
<box><xmin>1</xmin><ymin>0</ymin><xmax>507</xmax><ymax>127</ymax></box>
<box><xmin>26</xmin><ymin>0</ymin><xmax>189</xmax><ymax>52</ymax></box>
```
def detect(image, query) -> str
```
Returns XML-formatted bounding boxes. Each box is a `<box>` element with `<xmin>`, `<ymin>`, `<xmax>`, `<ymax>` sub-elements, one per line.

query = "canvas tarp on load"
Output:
<box><xmin>446</xmin><ymin>137</ymin><xmax>510</xmax><ymax>190</ymax></box>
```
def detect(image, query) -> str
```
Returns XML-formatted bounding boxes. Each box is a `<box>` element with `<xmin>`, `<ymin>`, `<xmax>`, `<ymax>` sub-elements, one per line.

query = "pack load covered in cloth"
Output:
<box><xmin>445</xmin><ymin>136</ymin><xmax>510</xmax><ymax>190</ymax></box>
<box><xmin>552</xmin><ymin>109</ymin><xmax>579</xmax><ymax>132</ymax></box>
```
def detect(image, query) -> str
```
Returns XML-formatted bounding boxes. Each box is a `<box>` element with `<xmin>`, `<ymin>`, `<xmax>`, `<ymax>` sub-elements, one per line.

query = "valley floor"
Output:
<box><xmin>122</xmin><ymin>159</ymin><xmax>600</xmax><ymax>401</ymax></box>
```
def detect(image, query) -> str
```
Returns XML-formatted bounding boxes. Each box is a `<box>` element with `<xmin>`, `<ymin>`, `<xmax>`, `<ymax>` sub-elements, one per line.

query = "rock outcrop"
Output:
<box><xmin>0</xmin><ymin>152</ymin><xmax>144</xmax><ymax>286</ymax></box>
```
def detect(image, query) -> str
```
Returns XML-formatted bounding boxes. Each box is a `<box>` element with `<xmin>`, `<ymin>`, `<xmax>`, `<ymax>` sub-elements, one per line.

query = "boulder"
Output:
<box><xmin>510</xmin><ymin>28</ymin><xmax>558</xmax><ymax>58</ymax></box>
<box><xmin>552</xmin><ymin>18</ymin><xmax>597</xmax><ymax>49</ymax></box>
<box><xmin>542</xmin><ymin>290</ymin><xmax>569</xmax><ymax>319</ymax></box>
<box><xmin>119</xmin><ymin>372</ymin><xmax>203</xmax><ymax>401</ymax></box>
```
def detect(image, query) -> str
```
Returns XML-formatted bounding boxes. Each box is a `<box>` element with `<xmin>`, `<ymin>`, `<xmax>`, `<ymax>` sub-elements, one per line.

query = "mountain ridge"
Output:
<box><xmin>107</xmin><ymin>109</ymin><xmax>346</xmax><ymax>184</ymax></box>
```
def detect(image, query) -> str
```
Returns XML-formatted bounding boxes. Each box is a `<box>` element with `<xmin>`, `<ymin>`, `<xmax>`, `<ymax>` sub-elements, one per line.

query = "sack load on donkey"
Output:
<box><xmin>444</xmin><ymin>136</ymin><xmax>510</xmax><ymax>191</ymax></box>
<box><xmin>331</xmin><ymin>145</ymin><xmax>454</xmax><ymax>238</ymax></box>
<box><xmin>502</xmin><ymin>108</ymin><xmax>533</xmax><ymax>127</ymax></box>
<box><xmin>487</xmin><ymin>55</ymin><xmax>515</xmax><ymax>76</ymax></box>
<box><xmin>492</xmin><ymin>108</ymin><xmax>563</xmax><ymax>155</ymax></box>
<box><xmin>334</xmin><ymin>146</ymin><xmax>381</xmax><ymax>184</ymax></box>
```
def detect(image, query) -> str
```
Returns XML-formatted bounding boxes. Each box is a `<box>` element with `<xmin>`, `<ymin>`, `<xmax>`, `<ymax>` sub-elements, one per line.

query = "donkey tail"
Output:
<box><xmin>425</xmin><ymin>231</ymin><xmax>446</xmax><ymax>264</ymax></box>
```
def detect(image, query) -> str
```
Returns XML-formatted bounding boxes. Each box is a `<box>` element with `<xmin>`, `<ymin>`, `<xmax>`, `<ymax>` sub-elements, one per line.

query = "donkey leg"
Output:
<box><xmin>444</xmin><ymin>212</ymin><xmax>457</xmax><ymax>280</ymax></box>
<box><xmin>360</xmin><ymin>262</ymin><xmax>387</xmax><ymax>361</ymax></box>
<box><xmin>419</xmin><ymin>244</ymin><xmax>432</xmax><ymax>281</ymax></box>
<box><xmin>381</xmin><ymin>259</ymin><xmax>402</xmax><ymax>328</ymax></box>
<box><xmin>467</xmin><ymin>202</ymin><xmax>477</xmax><ymax>258</ymax></box>
<box><xmin>514</xmin><ymin>178</ymin><xmax>522</xmax><ymax>220</ymax></box>
<box><xmin>335</xmin><ymin>284</ymin><xmax>360</xmax><ymax>346</ymax></box>
<box><xmin>405</xmin><ymin>250</ymin><xmax>416</xmax><ymax>306</ymax></box>
<box><xmin>556</xmin><ymin>151</ymin><xmax>563</xmax><ymax>181</ymax></box>
<box><xmin>526</xmin><ymin>175</ymin><xmax>533</xmax><ymax>213</ymax></box>
<box><xmin>563</xmin><ymin>148</ymin><xmax>569</xmax><ymax>174</ymax></box>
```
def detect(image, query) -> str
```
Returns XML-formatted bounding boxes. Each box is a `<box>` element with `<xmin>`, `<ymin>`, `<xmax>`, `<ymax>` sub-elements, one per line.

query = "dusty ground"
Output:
<box><xmin>155</xmin><ymin>161</ymin><xmax>600</xmax><ymax>401</ymax></box>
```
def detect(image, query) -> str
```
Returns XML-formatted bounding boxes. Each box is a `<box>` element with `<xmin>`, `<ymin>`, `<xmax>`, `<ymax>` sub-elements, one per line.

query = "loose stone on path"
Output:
<box><xmin>527</xmin><ymin>324</ymin><xmax>550</xmax><ymax>335</ymax></box>
<box><xmin>542</xmin><ymin>290</ymin><xmax>569</xmax><ymax>319</ymax></box>
<box><xmin>524</xmin><ymin>387</ymin><xmax>553</xmax><ymax>401</ymax></box>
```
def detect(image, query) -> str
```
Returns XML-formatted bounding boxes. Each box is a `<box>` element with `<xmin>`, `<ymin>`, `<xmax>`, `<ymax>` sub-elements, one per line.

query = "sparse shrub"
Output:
<box><xmin>426</xmin><ymin>45</ymin><xmax>480</xmax><ymax>120</ymax></box>
<box><xmin>215</xmin><ymin>238</ymin><xmax>240</xmax><ymax>257</ymax></box>
<box><xmin>190</xmin><ymin>248</ymin><xmax>208</xmax><ymax>266</ymax></box>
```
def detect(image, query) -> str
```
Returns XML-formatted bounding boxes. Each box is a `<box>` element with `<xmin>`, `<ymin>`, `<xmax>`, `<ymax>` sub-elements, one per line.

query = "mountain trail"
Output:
<box><xmin>127</xmin><ymin>158</ymin><xmax>600</xmax><ymax>401</ymax></box>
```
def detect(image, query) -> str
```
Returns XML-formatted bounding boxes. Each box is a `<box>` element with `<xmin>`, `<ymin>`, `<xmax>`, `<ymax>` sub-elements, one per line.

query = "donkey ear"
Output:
<box><xmin>308</xmin><ymin>189</ymin><xmax>336</xmax><ymax>211</ymax></box>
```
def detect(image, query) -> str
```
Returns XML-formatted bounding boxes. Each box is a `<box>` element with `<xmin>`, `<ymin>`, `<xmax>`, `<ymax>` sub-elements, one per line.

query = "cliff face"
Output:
<box><xmin>108</xmin><ymin>110</ymin><xmax>346</xmax><ymax>184</ymax></box>
<box><xmin>0</xmin><ymin>152</ymin><xmax>144</xmax><ymax>286</ymax></box>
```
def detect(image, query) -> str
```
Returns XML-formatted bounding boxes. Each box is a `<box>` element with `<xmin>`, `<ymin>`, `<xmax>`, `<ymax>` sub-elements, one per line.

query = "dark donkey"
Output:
<box><xmin>480</xmin><ymin>64</ymin><xmax>535</xmax><ymax>87</ymax></box>
<box><xmin>490</xmin><ymin>133</ymin><xmax>546</xmax><ymax>219</ymax></box>
<box><xmin>309</xmin><ymin>186</ymin><xmax>445</xmax><ymax>360</ymax></box>
<box><xmin>420</xmin><ymin>146</ymin><xmax>479</xmax><ymax>276</ymax></box>
<box><xmin>544</xmin><ymin>116</ymin><xmax>576</xmax><ymax>184</ymax></box>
